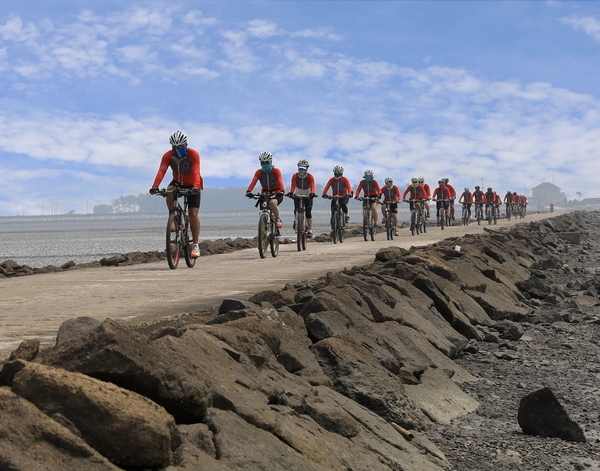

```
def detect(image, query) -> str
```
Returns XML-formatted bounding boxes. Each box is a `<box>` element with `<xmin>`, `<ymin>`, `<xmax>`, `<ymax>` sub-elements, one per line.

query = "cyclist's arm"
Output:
<box><xmin>307</xmin><ymin>174</ymin><xmax>316</xmax><ymax>194</ymax></box>
<box><xmin>289</xmin><ymin>173</ymin><xmax>298</xmax><ymax>194</ymax></box>
<box><xmin>273</xmin><ymin>168</ymin><xmax>286</xmax><ymax>193</ymax></box>
<box><xmin>152</xmin><ymin>152</ymin><xmax>172</xmax><ymax>188</ymax></box>
<box><xmin>355</xmin><ymin>180</ymin><xmax>364</xmax><ymax>197</ymax></box>
<box><xmin>246</xmin><ymin>169</ymin><xmax>262</xmax><ymax>193</ymax></box>
<box><xmin>188</xmin><ymin>148</ymin><xmax>203</xmax><ymax>189</ymax></box>
<box><xmin>322</xmin><ymin>178</ymin><xmax>332</xmax><ymax>196</ymax></box>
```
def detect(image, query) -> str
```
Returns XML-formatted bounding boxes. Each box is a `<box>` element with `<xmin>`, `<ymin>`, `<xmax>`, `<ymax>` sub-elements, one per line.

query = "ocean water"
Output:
<box><xmin>0</xmin><ymin>207</ymin><xmax>402</xmax><ymax>268</ymax></box>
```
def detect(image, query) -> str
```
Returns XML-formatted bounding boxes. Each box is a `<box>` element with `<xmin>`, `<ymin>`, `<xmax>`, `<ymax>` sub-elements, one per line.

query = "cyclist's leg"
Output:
<box><xmin>370</xmin><ymin>201</ymin><xmax>378</xmax><ymax>225</ymax></box>
<box><xmin>166</xmin><ymin>182</ymin><xmax>178</xmax><ymax>211</ymax></box>
<box><xmin>436</xmin><ymin>201</ymin><xmax>442</xmax><ymax>224</ymax></box>
<box><xmin>268</xmin><ymin>197</ymin><xmax>280</xmax><ymax>222</ymax></box>
<box><xmin>305</xmin><ymin>197</ymin><xmax>313</xmax><ymax>232</ymax></box>
<box><xmin>186</xmin><ymin>191</ymin><xmax>201</xmax><ymax>244</ymax></box>
<box><xmin>391</xmin><ymin>203</ymin><xmax>398</xmax><ymax>228</ymax></box>
<box><xmin>340</xmin><ymin>198</ymin><xmax>349</xmax><ymax>222</ymax></box>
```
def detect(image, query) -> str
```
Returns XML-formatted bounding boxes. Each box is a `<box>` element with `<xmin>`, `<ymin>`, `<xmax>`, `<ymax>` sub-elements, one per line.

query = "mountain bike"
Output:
<box><xmin>322</xmin><ymin>195</ymin><xmax>347</xmax><ymax>244</ymax></box>
<box><xmin>287</xmin><ymin>193</ymin><xmax>315</xmax><ymax>251</ymax></box>
<box><xmin>434</xmin><ymin>199</ymin><xmax>451</xmax><ymax>230</ymax></box>
<box><xmin>405</xmin><ymin>199</ymin><xmax>425</xmax><ymax>236</ymax></box>
<box><xmin>461</xmin><ymin>203</ymin><xmax>471</xmax><ymax>226</ymax></box>
<box><xmin>248</xmin><ymin>193</ymin><xmax>280</xmax><ymax>258</ymax></box>
<box><xmin>486</xmin><ymin>203</ymin><xmax>498</xmax><ymax>225</ymax></box>
<box><xmin>380</xmin><ymin>200</ymin><xmax>398</xmax><ymax>240</ymax></box>
<box><xmin>155</xmin><ymin>188</ymin><xmax>197</xmax><ymax>269</ymax></box>
<box><xmin>358</xmin><ymin>196</ymin><xmax>379</xmax><ymax>241</ymax></box>
<box><xmin>474</xmin><ymin>201</ymin><xmax>484</xmax><ymax>225</ymax></box>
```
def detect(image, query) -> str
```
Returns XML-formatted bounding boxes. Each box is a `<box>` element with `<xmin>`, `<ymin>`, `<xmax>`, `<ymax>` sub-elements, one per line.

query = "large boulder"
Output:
<box><xmin>6</xmin><ymin>361</ymin><xmax>180</xmax><ymax>468</ymax></box>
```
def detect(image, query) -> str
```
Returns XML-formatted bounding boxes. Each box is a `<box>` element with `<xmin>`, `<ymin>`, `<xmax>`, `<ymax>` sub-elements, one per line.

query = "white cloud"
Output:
<box><xmin>183</xmin><ymin>10</ymin><xmax>218</xmax><ymax>27</ymax></box>
<box><xmin>291</xmin><ymin>28</ymin><xmax>341</xmax><ymax>41</ymax></box>
<box><xmin>247</xmin><ymin>19</ymin><xmax>282</xmax><ymax>39</ymax></box>
<box><xmin>562</xmin><ymin>15</ymin><xmax>600</xmax><ymax>41</ymax></box>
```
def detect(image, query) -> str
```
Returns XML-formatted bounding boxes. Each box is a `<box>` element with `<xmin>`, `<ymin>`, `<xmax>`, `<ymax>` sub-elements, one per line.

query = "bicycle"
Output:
<box><xmin>155</xmin><ymin>188</ymin><xmax>197</xmax><ymax>269</ymax></box>
<box><xmin>486</xmin><ymin>203</ymin><xmax>499</xmax><ymax>225</ymax></box>
<box><xmin>433</xmin><ymin>199</ymin><xmax>452</xmax><ymax>230</ymax></box>
<box><xmin>248</xmin><ymin>193</ymin><xmax>280</xmax><ymax>258</ymax></box>
<box><xmin>287</xmin><ymin>193</ymin><xmax>316</xmax><ymax>251</ymax></box>
<box><xmin>461</xmin><ymin>203</ymin><xmax>471</xmax><ymax>226</ymax></box>
<box><xmin>322</xmin><ymin>195</ymin><xmax>348</xmax><ymax>244</ymax></box>
<box><xmin>380</xmin><ymin>200</ymin><xmax>398</xmax><ymax>240</ymax></box>
<box><xmin>474</xmin><ymin>201</ymin><xmax>484</xmax><ymax>225</ymax></box>
<box><xmin>405</xmin><ymin>199</ymin><xmax>425</xmax><ymax>236</ymax></box>
<box><xmin>357</xmin><ymin>196</ymin><xmax>379</xmax><ymax>241</ymax></box>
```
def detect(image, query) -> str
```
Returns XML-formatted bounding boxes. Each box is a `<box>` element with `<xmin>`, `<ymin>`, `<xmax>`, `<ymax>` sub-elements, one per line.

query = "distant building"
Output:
<box><xmin>529</xmin><ymin>182</ymin><xmax>566</xmax><ymax>208</ymax></box>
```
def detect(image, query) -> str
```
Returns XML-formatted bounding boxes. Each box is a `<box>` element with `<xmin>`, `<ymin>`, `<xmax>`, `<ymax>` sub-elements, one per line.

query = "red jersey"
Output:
<box><xmin>323</xmin><ymin>176</ymin><xmax>352</xmax><ymax>197</ymax></box>
<box><xmin>422</xmin><ymin>183</ymin><xmax>431</xmax><ymax>199</ymax></box>
<box><xmin>504</xmin><ymin>193</ymin><xmax>514</xmax><ymax>203</ymax></box>
<box><xmin>432</xmin><ymin>185</ymin><xmax>452</xmax><ymax>200</ymax></box>
<box><xmin>380</xmin><ymin>185</ymin><xmax>401</xmax><ymax>202</ymax></box>
<box><xmin>473</xmin><ymin>190</ymin><xmax>485</xmax><ymax>202</ymax></box>
<box><xmin>446</xmin><ymin>184</ymin><xmax>457</xmax><ymax>199</ymax></box>
<box><xmin>402</xmin><ymin>184</ymin><xmax>426</xmax><ymax>200</ymax></box>
<box><xmin>459</xmin><ymin>191</ymin><xmax>473</xmax><ymax>203</ymax></box>
<box><xmin>355</xmin><ymin>179</ymin><xmax>381</xmax><ymax>197</ymax></box>
<box><xmin>247</xmin><ymin>167</ymin><xmax>285</xmax><ymax>194</ymax></box>
<box><xmin>152</xmin><ymin>148</ymin><xmax>203</xmax><ymax>189</ymax></box>
<box><xmin>290</xmin><ymin>173</ymin><xmax>316</xmax><ymax>194</ymax></box>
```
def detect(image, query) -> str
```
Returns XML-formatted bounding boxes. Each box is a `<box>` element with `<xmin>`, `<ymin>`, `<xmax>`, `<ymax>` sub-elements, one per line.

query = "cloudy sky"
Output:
<box><xmin>1</xmin><ymin>0</ymin><xmax>599</xmax><ymax>215</ymax></box>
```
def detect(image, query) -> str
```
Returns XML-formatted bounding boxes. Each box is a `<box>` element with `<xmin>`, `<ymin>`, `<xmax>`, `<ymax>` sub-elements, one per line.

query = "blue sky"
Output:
<box><xmin>1</xmin><ymin>0</ymin><xmax>600</xmax><ymax>215</ymax></box>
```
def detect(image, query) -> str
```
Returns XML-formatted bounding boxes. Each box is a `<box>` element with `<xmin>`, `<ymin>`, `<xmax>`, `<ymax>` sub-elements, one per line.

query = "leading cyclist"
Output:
<box><xmin>149</xmin><ymin>130</ymin><xmax>203</xmax><ymax>259</ymax></box>
<box><xmin>380</xmin><ymin>176</ymin><xmax>402</xmax><ymax>236</ymax></box>
<box><xmin>355</xmin><ymin>169</ymin><xmax>381</xmax><ymax>227</ymax></box>
<box><xmin>322</xmin><ymin>165</ymin><xmax>353</xmax><ymax>223</ymax></box>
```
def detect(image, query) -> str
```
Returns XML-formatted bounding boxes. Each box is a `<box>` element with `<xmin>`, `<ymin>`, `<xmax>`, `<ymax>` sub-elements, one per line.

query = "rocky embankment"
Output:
<box><xmin>1</xmin><ymin>212</ymin><xmax>599</xmax><ymax>470</ymax></box>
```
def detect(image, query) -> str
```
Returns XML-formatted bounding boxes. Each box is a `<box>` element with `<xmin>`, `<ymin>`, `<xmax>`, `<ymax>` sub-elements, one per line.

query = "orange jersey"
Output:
<box><xmin>380</xmin><ymin>185</ymin><xmax>401</xmax><ymax>202</ymax></box>
<box><xmin>247</xmin><ymin>167</ymin><xmax>285</xmax><ymax>194</ymax></box>
<box><xmin>152</xmin><ymin>148</ymin><xmax>203</xmax><ymax>189</ymax></box>
<box><xmin>355</xmin><ymin>179</ymin><xmax>381</xmax><ymax>197</ymax></box>
<box><xmin>402</xmin><ymin>184</ymin><xmax>426</xmax><ymax>200</ymax></box>
<box><xmin>323</xmin><ymin>176</ymin><xmax>352</xmax><ymax>196</ymax></box>
<box><xmin>290</xmin><ymin>173</ymin><xmax>316</xmax><ymax>193</ymax></box>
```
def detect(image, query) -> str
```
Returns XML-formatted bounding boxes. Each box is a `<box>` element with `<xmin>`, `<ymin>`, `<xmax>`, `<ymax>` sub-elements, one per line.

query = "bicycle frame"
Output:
<box><xmin>288</xmin><ymin>194</ymin><xmax>313</xmax><ymax>251</ymax></box>
<box><xmin>381</xmin><ymin>200</ymin><xmax>398</xmax><ymax>240</ymax></box>
<box><xmin>357</xmin><ymin>196</ymin><xmax>379</xmax><ymax>241</ymax></box>
<box><xmin>155</xmin><ymin>188</ymin><xmax>196</xmax><ymax>269</ymax></box>
<box><xmin>323</xmin><ymin>195</ymin><xmax>347</xmax><ymax>244</ymax></box>
<box><xmin>249</xmin><ymin>193</ymin><xmax>280</xmax><ymax>258</ymax></box>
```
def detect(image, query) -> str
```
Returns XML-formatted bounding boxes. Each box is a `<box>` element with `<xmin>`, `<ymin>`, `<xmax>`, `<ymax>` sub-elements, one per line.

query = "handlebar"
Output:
<box><xmin>356</xmin><ymin>196</ymin><xmax>380</xmax><ymax>203</ymax></box>
<box><xmin>153</xmin><ymin>188</ymin><xmax>197</xmax><ymax>197</ymax></box>
<box><xmin>247</xmin><ymin>193</ymin><xmax>281</xmax><ymax>200</ymax></box>
<box><xmin>322</xmin><ymin>194</ymin><xmax>351</xmax><ymax>200</ymax></box>
<box><xmin>286</xmin><ymin>193</ymin><xmax>317</xmax><ymax>199</ymax></box>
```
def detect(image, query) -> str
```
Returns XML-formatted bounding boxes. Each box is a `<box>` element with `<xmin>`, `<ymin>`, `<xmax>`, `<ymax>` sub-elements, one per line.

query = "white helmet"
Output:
<box><xmin>384</xmin><ymin>176</ymin><xmax>393</xmax><ymax>184</ymax></box>
<box><xmin>464</xmin><ymin>187</ymin><xmax>469</xmax><ymax>192</ymax></box>
<box><xmin>297</xmin><ymin>159</ymin><xmax>309</xmax><ymax>168</ymax></box>
<box><xmin>169</xmin><ymin>130</ymin><xmax>187</xmax><ymax>147</ymax></box>
<box><xmin>411</xmin><ymin>176</ymin><xmax>418</xmax><ymax>183</ymax></box>
<box><xmin>333</xmin><ymin>165</ymin><xmax>344</xmax><ymax>176</ymax></box>
<box><xmin>364</xmin><ymin>169</ymin><xmax>374</xmax><ymax>178</ymax></box>
<box><xmin>258</xmin><ymin>151</ymin><xmax>272</xmax><ymax>163</ymax></box>
<box><xmin>418</xmin><ymin>176</ymin><xmax>424</xmax><ymax>183</ymax></box>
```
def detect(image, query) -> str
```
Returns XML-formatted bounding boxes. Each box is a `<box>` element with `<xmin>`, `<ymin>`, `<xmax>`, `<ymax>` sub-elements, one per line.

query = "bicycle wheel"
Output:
<box><xmin>386</xmin><ymin>213</ymin><xmax>393</xmax><ymax>240</ymax></box>
<box><xmin>183</xmin><ymin>216</ymin><xmax>196</xmax><ymax>268</ymax></box>
<box><xmin>493</xmin><ymin>207</ymin><xmax>498</xmax><ymax>225</ymax></box>
<box><xmin>362</xmin><ymin>209</ymin><xmax>369</xmax><ymax>241</ymax></box>
<box><xmin>337</xmin><ymin>211</ymin><xmax>345</xmax><ymax>243</ymax></box>
<box><xmin>296</xmin><ymin>213</ymin><xmax>305</xmax><ymax>252</ymax></box>
<box><xmin>166</xmin><ymin>212</ymin><xmax>180</xmax><ymax>269</ymax></box>
<box><xmin>439</xmin><ymin>207</ymin><xmax>445</xmax><ymax>230</ymax></box>
<box><xmin>270</xmin><ymin>223</ymin><xmax>279</xmax><ymax>257</ymax></box>
<box><xmin>370</xmin><ymin>220</ymin><xmax>376</xmax><ymax>241</ymax></box>
<box><xmin>258</xmin><ymin>213</ymin><xmax>268</xmax><ymax>258</ymax></box>
<box><xmin>410</xmin><ymin>210</ymin><xmax>416</xmax><ymax>236</ymax></box>
<box><xmin>463</xmin><ymin>208</ymin><xmax>469</xmax><ymax>226</ymax></box>
<box><xmin>331</xmin><ymin>210</ymin><xmax>339</xmax><ymax>244</ymax></box>
<box><xmin>477</xmin><ymin>206</ymin><xmax>482</xmax><ymax>225</ymax></box>
<box><xmin>422</xmin><ymin>212</ymin><xmax>427</xmax><ymax>233</ymax></box>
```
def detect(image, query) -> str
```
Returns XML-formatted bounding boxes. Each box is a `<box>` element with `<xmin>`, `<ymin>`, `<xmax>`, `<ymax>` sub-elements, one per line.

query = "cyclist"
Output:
<box><xmin>288</xmin><ymin>159</ymin><xmax>317</xmax><ymax>238</ymax></box>
<box><xmin>473</xmin><ymin>185</ymin><xmax>485</xmax><ymax>219</ymax></box>
<box><xmin>443</xmin><ymin>178</ymin><xmax>457</xmax><ymax>221</ymax></box>
<box><xmin>432</xmin><ymin>179</ymin><xmax>452</xmax><ymax>226</ymax></box>
<box><xmin>150</xmin><ymin>130</ymin><xmax>202</xmax><ymax>259</ymax></box>
<box><xmin>458</xmin><ymin>187</ymin><xmax>473</xmax><ymax>219</ymax></box>
<box><xmin>246</xmin><ymin>152</ymin><xmax>285</xmax><ymax>228</ymax></box>
<box><xmin>484</xmin><ymin>187</ymin><xmax>501</xmax><ymax>220</ymax></box>
<box><xmin>418</xmin><ymin>176</ymin><xmax>431</xmax><ymax>218</ymax></box>
<box><xmin>380</xmin><ymin>176</ymin><xmax>402</xmax><ymax>236</ymax></box>
<box><xmin>355</xmin><ymin>169</ymin><xmax>381</xmax><ymax>227</ymax></box>
<box><xmin>520</xmin><ymin>194</ymin><xmax>528</xmax><ymax>214</ymax></box>
<box><xmin>503</xmin><ymin>190</ymin><xmax>514</xmax><ymax>218</ymax></box>
<box><xmin>322</xmin><ymin>165</ymin><xmax>352</xmax><ymax>223</ymax></box>
<box><xmin>402</xmin><ymin>176</ymin><xmax>426</xmax><ymax>218</ymax></box>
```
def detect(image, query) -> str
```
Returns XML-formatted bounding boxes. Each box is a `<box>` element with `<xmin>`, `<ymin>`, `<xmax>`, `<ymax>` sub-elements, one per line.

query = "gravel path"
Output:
<box><xmin>425</xmin><ymin>213</ymin><xmax>600</xmax><ymax>471</ymax></box>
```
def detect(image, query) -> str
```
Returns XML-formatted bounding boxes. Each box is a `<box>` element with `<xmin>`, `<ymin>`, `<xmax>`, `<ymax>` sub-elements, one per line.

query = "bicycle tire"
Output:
<box><xmin>258</xmin><ymin>213</ymin><xmax>268</xmax><ymax>258</ymax></box>
<box><xmin>422</xmin><ymin>211</ymin><xmax>427</xmax><ymax>233</ymax></box>
<box><xmin>331</xmin><ymin>210</ymin><xmax>338</xmax><ymax>244</ymax></box>
<box><xmin>363</xmin><ymin>209</ymin><xmax>369</xmax><ymax>241</ymax></box>
<box><xmin>166</xmin><ymin>212</ymin><xmax>180</xmax><ymax>269</ymax></box>
<box><xmin>410</xmin><ymin>210</ymin><xmax>416</xmax><ymax>235</ymax></box>
<box><xmin>337</xmin><ymin>211</ymin><xmax>345</xmax><ymax>243</ymax></box>
<box><xmin>493</xmin><ymin>208</ymin><xmax>498</xmax><ymax>225</ymax></box>
<box><xmin>370</xmin><ymin>221</ymin><xmax>376</xmax><ymax>241</ymax></box>
<box><xmin>296</xmin><ymin>212</ymin><xmax>305</xmax><ymax>252</ymax></box>
<box><xmin>386</xmin><ymin>211</ymin><xmax>393</xmax><ymax>240</ymax></box>
<box><xmin>270</xmin><ymin>225</ymin><xmax>279</xmax><ymax>257</ymax></box>
<box><xmin>183</xmin><ymin>216</ymin><xmax>196</xmax><ymax>268</ymax></box>
<box><xmin>439</xmin><ymin>207</ymin><xmax>445</xmax><ymax>230</ymax></box>
<box><xmin>463</xmin><ymin>208</ymin><xmax>469</xmax><ymax>227</ymax></box>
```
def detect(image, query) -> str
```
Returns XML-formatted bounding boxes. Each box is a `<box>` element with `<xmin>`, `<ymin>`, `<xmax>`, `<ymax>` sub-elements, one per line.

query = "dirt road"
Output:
<box><xmin>0</xmin><ymin>213</ymin><xmax>554</xmax><ymax>356</ymax></box>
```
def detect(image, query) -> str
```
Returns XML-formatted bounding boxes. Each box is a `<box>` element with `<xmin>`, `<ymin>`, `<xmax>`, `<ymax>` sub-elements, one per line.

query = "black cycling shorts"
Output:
<box><xmin>168</xmin><ymin>181</ymin><xmax>201</xmax><ymax>209</ymax></box>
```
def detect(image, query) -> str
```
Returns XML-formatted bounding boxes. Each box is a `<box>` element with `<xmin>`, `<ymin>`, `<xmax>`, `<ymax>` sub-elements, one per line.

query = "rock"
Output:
<box><xmin>517</xmin><ymin>387</ymin><xmax>586</xmax><ymax>443</ymax></box>
<box><xmin>493</xmin><ymin>320</ymin><xmax>524</xmax><ymax>341</ymax></box>
<box><xmin>55</xmin><ymin>316</ymin><xmax>103</xmax><ymax>348</ymax></box>
<box><xmin>0</xmin><ymin>387</ymin><xmax>120</xmax><ymax>471</ymax></box>
<box><xmin>8</xmin><ymin>339</ymin><xmax>40</xmax><ymax>361</ymax></box>
<box><xmin>9</xmin><ymin>361</ymin><xmax>181</xmax><ymax>468</ymax></box>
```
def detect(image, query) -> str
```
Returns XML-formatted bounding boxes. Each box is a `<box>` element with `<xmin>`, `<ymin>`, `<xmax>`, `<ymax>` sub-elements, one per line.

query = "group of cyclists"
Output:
<box><xmin>150</xmin><ymin>131</ymin><xmax>528</xmax><ymax>258</ymax></box>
